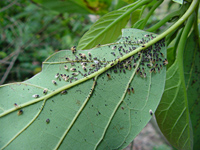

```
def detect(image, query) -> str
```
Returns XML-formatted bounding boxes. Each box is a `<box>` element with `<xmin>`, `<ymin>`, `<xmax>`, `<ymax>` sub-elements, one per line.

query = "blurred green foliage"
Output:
<box><xmin>0</xmin><ymin>0</ymin><xmax>94</xmax><ymax>83</ymax></box>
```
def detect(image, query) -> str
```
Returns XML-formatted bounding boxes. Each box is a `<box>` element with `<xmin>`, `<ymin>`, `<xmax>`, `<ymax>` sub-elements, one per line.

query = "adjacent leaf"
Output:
<box><xmin>0</xmin><ymin>29</ymin><xmax>166</xmax><ymax>149</ymax></box>
<box><xmin>77</xmin><ymin>0</ymin><xmax>151</xmax><ymax>50</ymax></box>
<box><xmin>133</xmin><ymin>19</ymin><xmax>145</xmax><ymax>29</ymax></box>
<box><xmin>33</xmin><ymin>0</ymin><xmax>92</xmax><ymax>14</ymax></box>
<box><xmin>77</xmin><ymin>9</ymin><xmax>130</xmax><ymax>50</ymax></box>
<box><xmin>155</xmin><ymin>14</ymin><xmax>194</xmax><ymax>150</ymax></box>
<box><xmin>184</xmin><ymin>31</ymin><xmax>200</xmax><ymax>149</ymax></box>
<box><xmin>166</xmin><ymin>46</ymin><xmax>176</xmax><ymax>69</ymax></box>
<box><xmin>166</xmin><ymin>29</ymin><xmax>183</xmax><ymax>69</ymax></box>
<box><xmin>130</xmin><ymin>9</ymin><xmax>142</xmax><ymax>26</ymax></box>
<box><xmin>155</xmin><ymin>60</ymin><xmax>193</xmax><ymax>150</ymax></box>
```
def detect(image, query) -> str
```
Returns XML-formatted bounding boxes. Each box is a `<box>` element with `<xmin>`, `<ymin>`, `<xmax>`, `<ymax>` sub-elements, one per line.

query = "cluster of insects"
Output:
<box><xmin>12</xmin><ymin>33</ymin><xmax>165</xmax><ymax>120</ymax></box>
<box><xmin>24</xmin><ymin>33</ymin><xmax>167</xmax><ymax>113</ymax></box>
<box><xmin>48</xmin><ymin>34</ymin><xmax>167</xmax><ymax>94</ymax></box>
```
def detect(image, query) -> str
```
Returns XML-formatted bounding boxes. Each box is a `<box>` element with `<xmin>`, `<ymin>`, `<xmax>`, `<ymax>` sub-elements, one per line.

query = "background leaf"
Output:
<box><xmin>155</xmin><ymin>60</ymin><xmax>193</xmax><ymax>150</ymax></box>
<box><xmin>184</xmin><ymin>31</ymin><xmax>200</xmax><ymax>149</ymax></box>
<box><xmin>32</xmin><ymin>0</ymin><xmax>110</xmax><ymax>14</ymax></box>
<box><xmin>155</xmin><ymin>14</ymin><xmax>194</xmax><ymax>149</ymax></box>
<box><xmin>77</xmin><ymin>0</ymin><xmax>151</xmax><ymax>50</ymax></box>
<box><xmin>77</xmin><ymin>9</ymin><xmax>130</xmax><ymax>50</ymax></box>
<box><xmin>130</xmin><ymin>9</ymin><xmax>142</xmax><ymax>25</ymax></box>
<box><xmin>0</xmin><ymin>29</ymin><xmax>166</xmax><ymax>149</ymax></box>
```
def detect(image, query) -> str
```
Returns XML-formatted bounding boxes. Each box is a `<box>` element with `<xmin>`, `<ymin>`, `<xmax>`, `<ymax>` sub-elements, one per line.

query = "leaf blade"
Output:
<box><xmin>77</xmin><ymin>0</ymin><xmax>151</xmax><ymax>50</ymax></box>
<box><xmin>77</xmin><ymin>9</ymin><xmax>130</xmax><ymax>50</ymax></box>
<box><xmin>155</xmin><ymin>60</ymin><xmax>193</xmax><ymax>150</ymax></box>
<box><xmin>184</xmin><ymin>31</ymin><xmax>200</xmax><ymax>149</ymax></box>
<box><xmin>0</xmin><ymin>29</ymin><xmax>166</xmax><ymax>149</ymax></box>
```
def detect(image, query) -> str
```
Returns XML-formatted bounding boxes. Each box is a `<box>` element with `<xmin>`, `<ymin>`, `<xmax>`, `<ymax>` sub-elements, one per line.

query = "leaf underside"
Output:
<box><xmin>0</xmin><ymin>29</ymin><xmax>166</xmax><ymax>149</ymax></box>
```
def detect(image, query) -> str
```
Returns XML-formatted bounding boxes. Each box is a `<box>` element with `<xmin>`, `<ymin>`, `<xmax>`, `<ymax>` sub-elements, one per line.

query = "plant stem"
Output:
<box><xmin>147</xmin><ymin>3</ymin><xmax>189</xmax><ymax>32</ymax></box>
<box><xmin>140</xmin><ymin>0</ymin><xmax>164</xmax><ymax>29</ymax></box>
<box><xmin>175</xmin><ymin>11</ymin><xmax>195</xmax><ymax>150</ymax></box>
<box><xmin>145</xmin><ymin>0</ymin><xmax>198</xmax><ymax>47</ymax></box>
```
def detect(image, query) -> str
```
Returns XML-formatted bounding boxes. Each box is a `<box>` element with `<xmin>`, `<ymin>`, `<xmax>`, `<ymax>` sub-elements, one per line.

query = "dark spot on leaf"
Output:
<box><xmin>46</xmin><ymin>119</ymin><xmax>50</xmax><ymax>124</ymax></box>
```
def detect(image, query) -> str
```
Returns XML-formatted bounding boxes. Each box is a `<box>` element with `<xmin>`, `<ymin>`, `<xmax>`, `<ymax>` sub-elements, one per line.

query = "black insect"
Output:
<box><xmin>88</xmin><ymin>52</ymin><xmax>92</xmax><ymax>57</ymax></box>
<box><xmin>72</xmin><ymin>73</ymin><xmax>78</xmax><ymax>76</ymax></box>
<box><xmin>52</xmin><ymin>80</ymin><xmax>57</xmax><ymax>85</ymax></box>
<box><xmin>106</xmin><ymin>73</ymin><xmax>111</xmax><ymax>79</ymax></box>
<box><xmin>17</xmin><ymin>110</ymin><xmax>23</xmax><ymax>115</ymax></box>
<box><xmin>55</xmin><ymin>73</ymin><xmax>59</xmax><ymax>79</ymax></box>
<box><xmin>133</xmin><ymin>63</ymin><xmax>137</xmax><ymax>68</ymax></box>
<box><xmin>150</xmin><ymin>68</ymin><xmax>154</xmax><ymax>73</ymax></box>
<box><xmin>43</xmin><ymin>88</ymin><xmax>48</xmax><ymax>94</ymax></box>
<box><xmin>71</xmin><ymin>46</ymin><xmax>76</xmax><ymax>54</ymax></box>
<box><xmin>64</xmin><ymin>65</ymin><xmax>68</xmax><ymax>70</ymax></box>
<box><xmin>112</xmin><ymin>46</ymin><xmax>117</xmax><ymax>50</ymax></box>
<box><xmin>143</xmin><ymin>73</ymin><xmax>147</xmax><ymax>78</ymax></box>
<box><xmin>82</xmin><ymin>66</ymin><xmax>87</xmax><ymax>71</ymax></box>
<box><xmin>46</xmin><ymin>118</ymin><xmax>50</xmax><ymax>124</ymax></box>
<box><xmin>79</xmin><ymin>53</ymin><xmax>86</xmax><ymax>59</ymax></box>
<box><xmin>136</xmin><ymin>68</ymin><xmax>140</xmax><ymax>74</ymax></box>
<box><xmin>149</xmin><ymin>109</ymin><xmax>153</xmax><ymax>116</ymax></box>
<box><xmin>14</xmin><ymin>103</ymin><xmax>18</xmax><ymax>107</ymax></box>
<box><xmin>131</xmin><ymin>87</ymin><xmax>134</xmax><ymax>94</ymax></box>
<box><xmin>65</xmin><ymin>57</ymin><xmax>71</xmax><ymax>61</ymax></box>
<box><xmin>32</xmin><ymin>94</ymin><xmax>39</xmax><ymax>98</ymax></box>
<box><xmin>70</xmin><ymin>68</ymin><xmax>76</xmax><ymax>72</ymax></box>
<box><xmin>127</xmin><ymin>88</ymin><xmax>130</xmax><ymax>95</ymax></box>
<box><xmin>61</xmin><ymin>90</ymin><xmax>67</xmax><ymax>94</ymax></box>
<box><xmin>163</xmin><ymin>59</ymin><xmax>168</xmax><ymax>65</ymax></box>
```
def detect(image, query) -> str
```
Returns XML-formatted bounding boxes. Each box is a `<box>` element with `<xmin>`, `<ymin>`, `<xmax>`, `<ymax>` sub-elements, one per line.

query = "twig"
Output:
<box><xmin>0</xmin><ymin>0</ymin><xmax>17</xmax><ymax>13</ymax></box>
<box><xmin>0</xmin><ymin>49</ymin><xmax>20</xmax><ymax>85</ymax></box>
<box><xmin>0</xmin><ymin>51</ymin><xmax>18</xmax><ymax>63</ymax></box>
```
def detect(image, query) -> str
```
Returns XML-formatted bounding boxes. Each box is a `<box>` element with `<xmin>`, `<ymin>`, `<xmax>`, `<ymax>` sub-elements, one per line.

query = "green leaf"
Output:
<box><xmin>32</xmin><ymin>0</ymin><xmax>92</xmax><ymax>14</ymax></box>
<box><xmin>130</xmin><ymin>9</ymin><xmax>142</xmax><ymax>26</ymax></box>
<box><xmin>77</xmin><ymin>9</ymin><xmax>130</xmax><ymax>50</ymax></box>
<box><xmin>166</xmin><ymin>46</ymin><xmax>176</xmax><ymax>69</ymax></box>
<box><xmin>77</xmin><ymin>0</ymin><xmax>151</xmax><ymax>50</ymax></box>
<box><xmin>166</xmin><ymin>29</ymin><xmax>184</xmax><ymax>69</ymax></box>
<box><xmin>155</xmin><ymin>60</ymin><xmax>193</xmax><ymax>150</ymax></box>
<box><xmin>0</xmin><ymin>29</ymin><xmax>166</xmax><ymax>149</ymax></box>
<box><xmin>133</xmin><ymin>19</ymin><xmax>145</xmax><ymax>29</ymax></box>
<box><xmin>184</xmin><ymin>31</ymin><xmax>200</xmax><ymax>150</ymax></box>
<box><xmin>155</xmin><ymin>14</ymin><xmax>194</xmax><ymax>149</ymax></box>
